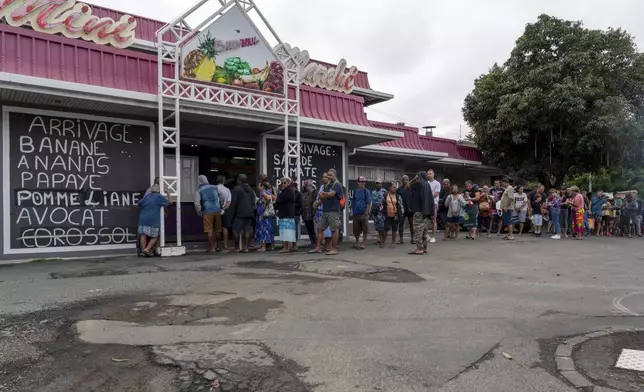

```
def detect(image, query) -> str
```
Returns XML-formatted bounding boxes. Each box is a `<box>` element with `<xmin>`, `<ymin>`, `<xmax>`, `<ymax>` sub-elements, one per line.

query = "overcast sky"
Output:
<box><xmin>95</xmin><ymin>0</ymin><xmax>644</xmax><ymax>140</ymax></box>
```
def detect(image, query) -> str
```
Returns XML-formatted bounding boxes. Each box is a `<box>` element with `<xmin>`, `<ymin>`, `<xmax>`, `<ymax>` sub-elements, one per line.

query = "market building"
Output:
<box><xmin>0</xmin><ymin>0</ymin><xmax>498</xmax><ymax>259</ymax></box>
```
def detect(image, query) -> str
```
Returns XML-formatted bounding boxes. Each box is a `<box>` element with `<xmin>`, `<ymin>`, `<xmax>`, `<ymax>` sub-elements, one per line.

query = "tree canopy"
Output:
<box><xmin>463</xmin><ymin>14</ymin><xmax>644</xmax><ymax>187</ymax></box>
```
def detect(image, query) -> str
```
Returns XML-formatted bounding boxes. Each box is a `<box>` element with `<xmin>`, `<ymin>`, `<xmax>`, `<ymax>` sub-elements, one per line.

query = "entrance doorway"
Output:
<box><xmin>163</xmin><ymin>141</ymin><xmax>257</xmax><ymax>243</ymax></box>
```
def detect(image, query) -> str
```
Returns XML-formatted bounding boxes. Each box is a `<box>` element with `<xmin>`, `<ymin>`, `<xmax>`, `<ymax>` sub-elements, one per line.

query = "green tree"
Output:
<box><xmin>463</xmin><ymin>14</ymin><xmax>644</xmax><ymax>187</ymax></box>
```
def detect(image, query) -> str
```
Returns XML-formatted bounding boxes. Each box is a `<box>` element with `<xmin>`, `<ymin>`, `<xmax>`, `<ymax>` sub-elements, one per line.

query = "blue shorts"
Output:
<box><xmin>502</xmin><ymin>211</ymin><xmax>513</xmax><ymax>227</ymax></box>
<box><xmin>447</xmin><ymin>216</ymin><xmax>463</xmax><ymax>224</ymax></box>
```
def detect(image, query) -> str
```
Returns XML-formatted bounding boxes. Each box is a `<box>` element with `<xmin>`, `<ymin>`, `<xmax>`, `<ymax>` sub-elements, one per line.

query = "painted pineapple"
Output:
<box><xmin>184</xmin><ymin>32</ymin><xmax>217</xmax><ymax>81</ymax></box>
<box><xmin>183</xmin><ymin>50</ymin><xmax>204</xmax><ymax>78</ymax></box>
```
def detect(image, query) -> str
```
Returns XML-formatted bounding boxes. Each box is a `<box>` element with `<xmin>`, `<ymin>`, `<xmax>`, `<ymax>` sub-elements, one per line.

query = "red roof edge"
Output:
<box><xmin>369</xmin><ymin>120</ymin><xmax>482</xmax><ymax>161</ymax></box>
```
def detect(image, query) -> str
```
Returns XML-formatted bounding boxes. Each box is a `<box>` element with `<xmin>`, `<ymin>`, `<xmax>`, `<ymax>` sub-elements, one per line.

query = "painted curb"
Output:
<box><xmin>554</xmin><ymin>328</ymin><xmax>644</xmax><ymax>391</ymax></box>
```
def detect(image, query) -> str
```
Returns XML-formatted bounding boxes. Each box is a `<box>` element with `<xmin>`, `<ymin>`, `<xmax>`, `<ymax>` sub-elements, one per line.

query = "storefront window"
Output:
<box><xmin>348</xmin><ymin>165</ymin><xmax>403</xmax><ymax>182</ymax></box>
<box><xmin>164</xmin><ymin>155</ymin><xmax>199</xmax><ymax>202</ymax></box>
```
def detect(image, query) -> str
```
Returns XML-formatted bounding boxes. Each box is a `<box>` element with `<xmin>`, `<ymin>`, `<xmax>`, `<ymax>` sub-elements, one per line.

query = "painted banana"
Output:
<box><xmin>240</xmin><ymin>62</ymin><xmax>270</xmax><ymax>84</ymax></box>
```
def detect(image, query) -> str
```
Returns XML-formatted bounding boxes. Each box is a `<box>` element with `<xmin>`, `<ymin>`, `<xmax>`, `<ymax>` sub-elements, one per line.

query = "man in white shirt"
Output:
<box><xmin>215</xmin><ymin>175</ymin><xmax>232</xmax><ymax>251</ymax></box>
<box><xmin>427</xmin><ymin>169</ymin><xmax>442</xmax><ymax>243</ymax></box>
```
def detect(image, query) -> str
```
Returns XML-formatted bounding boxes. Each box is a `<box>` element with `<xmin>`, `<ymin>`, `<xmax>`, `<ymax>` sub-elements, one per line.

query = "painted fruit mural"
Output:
<box><xmin>183</xmin><ymin>35</ymin><xmax>284</xmax><ymax>93</ymax></box>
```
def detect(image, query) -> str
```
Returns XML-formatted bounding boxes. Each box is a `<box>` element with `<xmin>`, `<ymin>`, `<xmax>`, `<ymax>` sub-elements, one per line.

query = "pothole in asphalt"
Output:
<box><xmin>574</xmin><ymin>331</ymin><xmax>644</xmax><ymax>392</ymax></box>
<box><xmin>75</xmin><ymin>293</ymin><xmax>283</xmax><ymax>326</ymax></box>
<box><xmin>153</xmin><ymin>341</ymin><xmax>314</xmax><ymax>392</ymax></box>
<box><xmin>0</xmin><ymin>295</ymin><xmax>311</xmax><ymax>392</ymax></box>
<box><xmin>0</xmin><ymin>299</ymin><xmax>179</xmax><ymax>392</ymax></box>
<box><xmin>237</xmin><ymin>259</ymin><xmax>425</xmax><ymax>283</ymax></box>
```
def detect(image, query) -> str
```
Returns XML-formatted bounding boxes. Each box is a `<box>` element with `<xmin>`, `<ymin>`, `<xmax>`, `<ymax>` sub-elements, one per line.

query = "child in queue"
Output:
<box><xmin>531</xmin><ymin>194</ymin><xmax>544</xmax><ymax>237</ymax></box>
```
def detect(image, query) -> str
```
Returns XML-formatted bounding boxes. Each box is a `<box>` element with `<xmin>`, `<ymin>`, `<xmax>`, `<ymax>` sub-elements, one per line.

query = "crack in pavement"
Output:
<box><xmin>444</xmin><ymin>342</ymin><xmax>502</xmax><ymax>383</ymax></box>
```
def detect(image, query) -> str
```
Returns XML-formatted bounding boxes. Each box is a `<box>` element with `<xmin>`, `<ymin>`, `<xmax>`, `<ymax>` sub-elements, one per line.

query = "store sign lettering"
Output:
<box><xmin>215</xmin><ymin>36</ymin><xmax>259</xmax><ymax>52</ymax></box>
<box><xmin>0</xmin><ymin>0</ymin><xmax>137</xmax><ymax>49</ymax></box>
<box><xmin>300</xmin><ymin>59</ymin><xmax>358</xmax><ymax>94</ymax></box>
<box><xmin>274</xmin><ymin>43</ymin><xmax>359</xmax><ymax>94</ymax></box>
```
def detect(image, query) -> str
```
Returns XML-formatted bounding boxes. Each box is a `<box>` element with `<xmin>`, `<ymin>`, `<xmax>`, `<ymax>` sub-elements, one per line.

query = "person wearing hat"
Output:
<box><xmin>351</xmin><ymin>176</ymin><xmax>372</xmax><ymax>249</ymax></box>
<box><xmin>371</xmin><ymin>179</ymin><xmax>387</xmax><ymax>240</ymax></box>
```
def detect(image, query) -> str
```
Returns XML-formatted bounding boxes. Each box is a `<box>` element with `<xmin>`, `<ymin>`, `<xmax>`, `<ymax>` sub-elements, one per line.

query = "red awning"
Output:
<box><xmin>293</xmin><ymin>85</ymin><xmax>373</xmax><ymax>127</ymax></box>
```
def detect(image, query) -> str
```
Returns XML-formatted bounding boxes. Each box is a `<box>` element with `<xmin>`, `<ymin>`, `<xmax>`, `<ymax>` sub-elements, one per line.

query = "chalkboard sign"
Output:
<box><xmin>5</xmin><ymin>109</ymin><xmax>152</xmax><ymax>252</ymax></box>
<box><xmin>265</xmin><ymin>137</ymin><xmax>344</xmax><ymax>189</ymax></box>
<box><xmin>265</xmin><ymin>137</ymin><xmax>345</xmax><ymax>237</ymax></box>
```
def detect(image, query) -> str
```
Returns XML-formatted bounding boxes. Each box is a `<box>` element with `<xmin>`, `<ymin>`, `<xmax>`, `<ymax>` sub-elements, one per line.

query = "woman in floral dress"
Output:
<box><xmin>255</xmin><ymin>182</ymin><xmax>274</xmax><ymax>251</ymax></box>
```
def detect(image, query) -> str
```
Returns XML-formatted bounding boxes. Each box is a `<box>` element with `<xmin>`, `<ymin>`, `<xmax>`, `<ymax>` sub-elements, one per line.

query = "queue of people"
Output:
<box><xmin>136</xmin><ymin>170</ymin><xmax>642</xmax><ymax>257</ymax></box>
<box><xmin>354</xmin><ymin>173</ymin><xmax>644</xmax><ymax>248</ymax></box>
<box><xmin>187</xmin><ymin>168</ymin><xmax>345</xmax><ymax>256</ymax></box>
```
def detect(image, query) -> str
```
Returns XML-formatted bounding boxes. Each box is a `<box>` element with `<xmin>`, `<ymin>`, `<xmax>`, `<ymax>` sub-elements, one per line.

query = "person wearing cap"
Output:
<box><xmin>351</xmin><ymin>176</ymin><xmax>372</xmax><ymax>249</ymax></box>
<box><xmin>194</xmin><ymin>175</ymin><xmax>222</xmax><ymax>252</ymax></box>
<box><xmin>310</xmin><ymin>168</ymin><xmax>343</xmax><ymax>255</ymax></box>
<box><xmin>397</xmin><ymin>175</ymin><xmax>414</xmax><ymax>244</ymax></box>
<box><xmin>371</xmin><ymin>179</ymin><xmax>387</xmax><ymax>237</ymax></box>
<box><xmin>276</xmin><ymin>177</ymin><xmax>297</xmax><ymax>252</ymax></box>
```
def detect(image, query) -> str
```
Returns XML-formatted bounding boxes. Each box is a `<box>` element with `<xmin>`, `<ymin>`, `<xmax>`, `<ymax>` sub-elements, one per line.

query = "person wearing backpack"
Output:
<box><xmin>309</xmin><ymin>168</ymin><xmax>343</xmax><ymax>255</ymax></box>
<box><xmin>351</xmin><ymin>176</ymin><xmax>372</xmax><ymax>249</ymax></box>
<box><xmin>194</xmin><ymin>175</ymin><xmax>221</xmax><ymax>253</ymax></box>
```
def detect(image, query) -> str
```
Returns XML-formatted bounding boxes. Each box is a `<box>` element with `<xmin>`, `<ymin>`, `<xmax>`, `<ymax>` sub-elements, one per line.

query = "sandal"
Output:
<box><xmin>307</xmin><ymin>249</ymin><xmax>322</xmax><ymax>254</ymax></box>
<box><xmin>408</xmin><ymin>250</ymin><xmax>424</xmax><ymax>255</ymax></box>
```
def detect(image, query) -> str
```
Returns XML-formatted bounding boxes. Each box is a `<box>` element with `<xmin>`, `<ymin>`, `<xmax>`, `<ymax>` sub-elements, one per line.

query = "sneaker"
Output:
<box><xmin>551</xmin><ymin>234</ymin><xmax>561</xmax><ymax>240</ymax></box>
<box><xmin>429</xmin><ymin>237</ymin><xmax>436</xmax><ymax>243</ymax></box>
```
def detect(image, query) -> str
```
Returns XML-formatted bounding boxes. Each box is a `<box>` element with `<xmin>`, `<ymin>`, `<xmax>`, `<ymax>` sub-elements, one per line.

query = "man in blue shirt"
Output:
<box><xmin>194</xmin><ymin>175</ymin><xmax>221</xmax><ymax>252</ymax></box>
<box><xmin>351</xmin><ymin>176</ymin><xmax>372</xmax><ymax>249</ymax></box>
<box><xmin>311</xmin><ymin>168</ymin><xmax>343</xmax><ymax>255</ymax></box>
<box><xmin>590</xmin><ymin>190</ymin><xmax>606</xmax><ymax>236</ymax></box>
